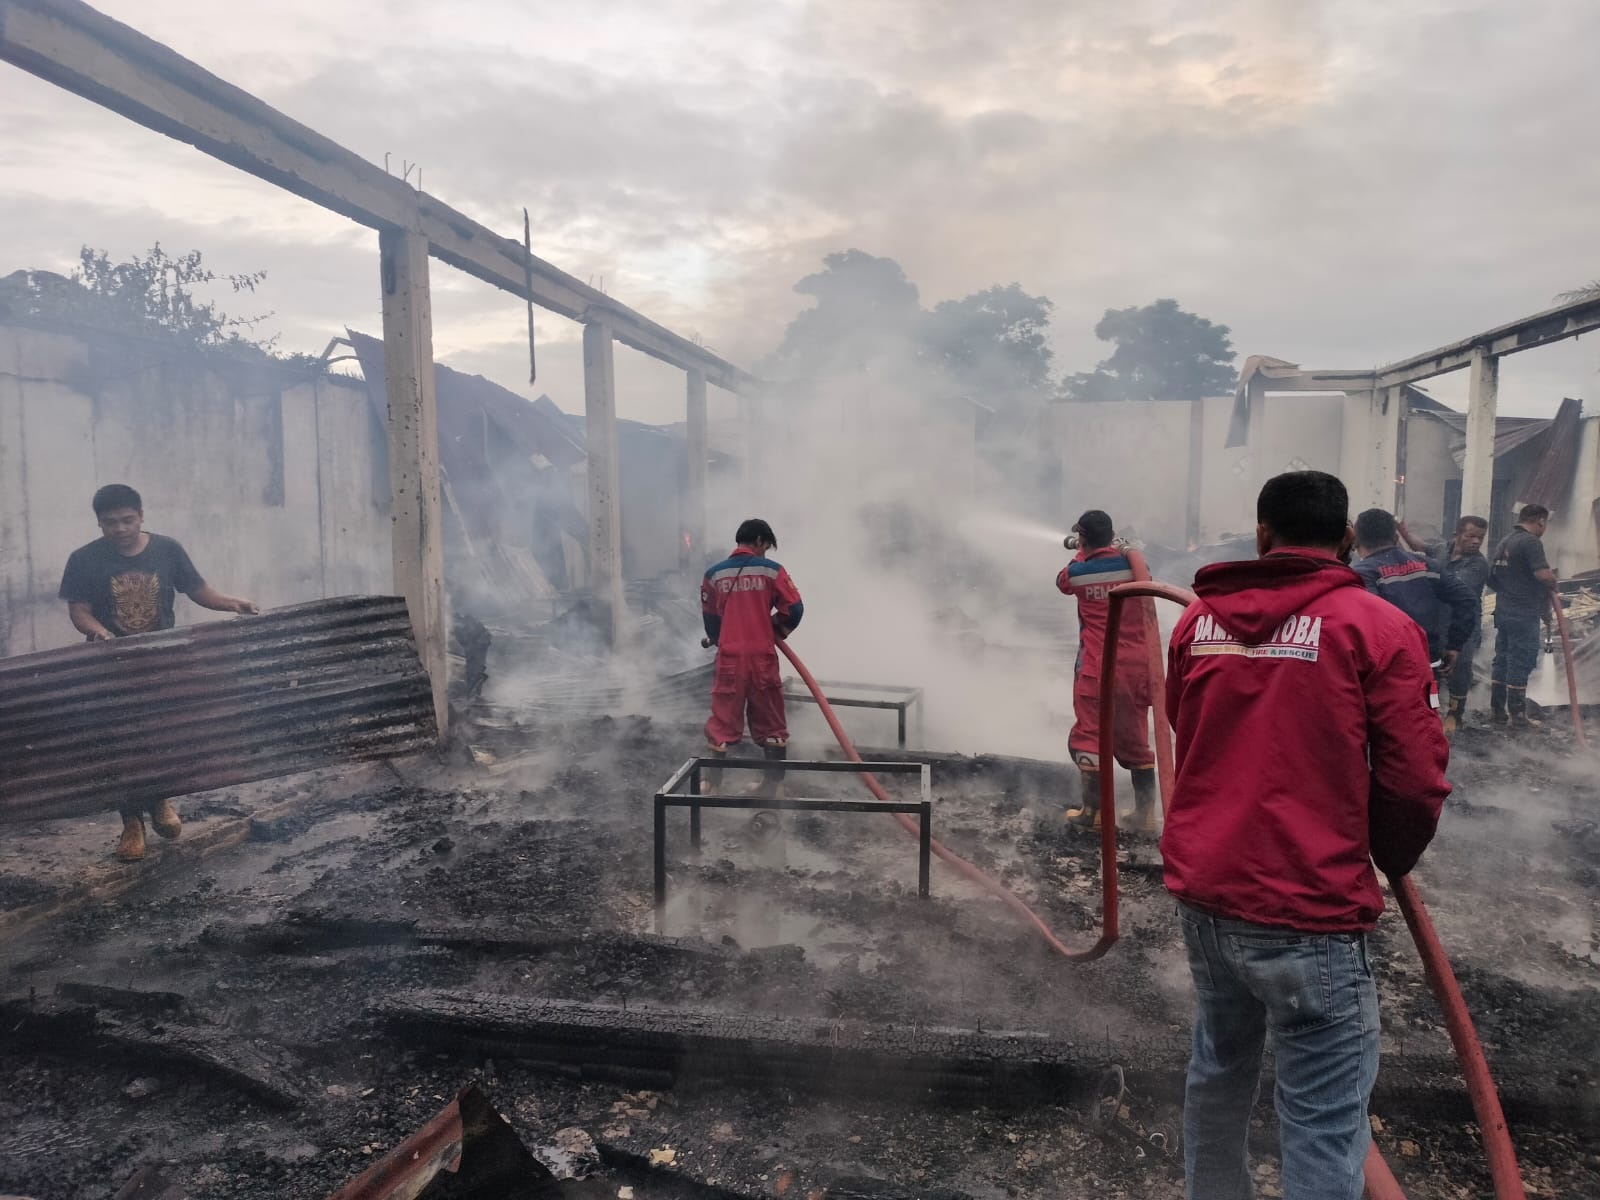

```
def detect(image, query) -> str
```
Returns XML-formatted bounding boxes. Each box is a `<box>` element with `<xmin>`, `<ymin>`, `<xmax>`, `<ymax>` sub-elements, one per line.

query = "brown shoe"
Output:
<box><xmin>150</xmin><ymin>799</ymin><xmax>182</xmax><ymax>840</ymax></box>
<box><xmin>116</xmin><ymin>813</ymin><xmax>146</xmax><ymax>862</ymax></box>
<box><xmin>1065</xmin><ymin>770</ymin><xmax>1102</xmax><ymax>830</ymax></box>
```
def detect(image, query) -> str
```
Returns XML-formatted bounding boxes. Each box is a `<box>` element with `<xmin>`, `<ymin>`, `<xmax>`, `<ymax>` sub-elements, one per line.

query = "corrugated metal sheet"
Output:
<box><xmin>0</xmin><ymin>596</ymin><xmax>437</xmax><ymax>824</ymax></box>
<box><xmin>1521</xmin><ymin>397</ymin><xmax>1584</xmax><ymax>509</ymax></box>
<box><xmin>1418</xmin><ymin>410</ymin><xmax>1553</xmax><ymax>465</ymax></box>
<box><xmin>326</xmin><ymin>1084</ymin><xmax>559</xmax><ymax>1200</ymax></box>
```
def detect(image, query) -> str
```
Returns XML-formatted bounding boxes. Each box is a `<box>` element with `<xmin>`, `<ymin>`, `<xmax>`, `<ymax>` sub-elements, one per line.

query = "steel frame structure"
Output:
<box><xmin>652</xmin><ymin>757</ymin><xmax>933</xmax><ymax>924</ymax></box>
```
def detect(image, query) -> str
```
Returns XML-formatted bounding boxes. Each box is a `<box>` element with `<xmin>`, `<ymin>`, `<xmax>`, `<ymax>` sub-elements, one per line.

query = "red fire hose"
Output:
<box><xmin>1126</xmin><ymin>549</ymin><xmax>1177</xmax><ymax>815</ymax></box>
<box><xmin>1551</xmin><ymin>589</ymin><xmax>1591</xmax><ymax>751</ymax></box>
<box><xmin>778</xmin><ymin>642</ymin><xmax>1114</xmax><ymax>960</ymax></box>
<box><xmin>1389</xmin><ymin>874</ymin><xmax>1526</xmax><ymax>1199</ymax></box>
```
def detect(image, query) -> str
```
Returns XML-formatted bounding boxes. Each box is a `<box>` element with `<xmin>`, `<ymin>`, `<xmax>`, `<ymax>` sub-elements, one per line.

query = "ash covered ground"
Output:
<box><xmin>0</xmin><ymin>711</ymin><xmax>1597</xmax><ymax>1200</ymax></box>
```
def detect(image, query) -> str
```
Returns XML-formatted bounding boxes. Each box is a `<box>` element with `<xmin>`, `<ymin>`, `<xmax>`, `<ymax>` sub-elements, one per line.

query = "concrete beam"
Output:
<box><xmin>685</xmin><ymin>369</ymin><xmax>708</xmax><ymax>569</ymax></box>
<box><xmin>1375</xmin><ymin>295</ymin><xmax>1600</xmax><ymax>389</ymax></box>
<box><xmin>379</xmin><ymin>229</ymin><xmax>448</xmax><ymax>735</ymax></box>
<box><xmin>1462</xmin><ymin>349</ymin><xmax>1499</xmax><ymax>520</ymax></box>
<box><xmin>0</xmin><ymin>0</ymin><xmax>758</xmax><ymax>393</ymax></box>
<box><xmin>1251</xmin><ymin>370</ymin><xmax>1378</xmax><ymax>393</ymax></box>
<box><xmin>582</xmin><ymin>321</ymin><xmax>624</xmax><ymax>646</ymax></box>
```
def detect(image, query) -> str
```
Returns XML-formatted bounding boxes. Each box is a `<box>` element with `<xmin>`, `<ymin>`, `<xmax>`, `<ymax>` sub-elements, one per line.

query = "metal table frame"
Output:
<box><xmin>781</xmin><ymin>679</ymin><xmax>924</xmax><ymax>748</ymax></box>
<box><xmin>652</xmin><ymin>757</ymin><xmax>933</xmax><ymax>924</ymax></box>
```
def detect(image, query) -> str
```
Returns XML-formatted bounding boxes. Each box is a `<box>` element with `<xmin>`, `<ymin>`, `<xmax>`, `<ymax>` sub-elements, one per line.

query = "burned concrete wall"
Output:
<box><xmin>1050</xmin><ymin>394</ymin><xmax>1345</xmax><ymax>548</ymax></box>
<box><xmin>0</xmin><ymin>322</ymin><xmax>390</xmax><ymax>656</ymax></box>
<box><xmin>1551</xmin><ymin>416</ymin><xmax>1600</xmax><ymax>579</ymax></box>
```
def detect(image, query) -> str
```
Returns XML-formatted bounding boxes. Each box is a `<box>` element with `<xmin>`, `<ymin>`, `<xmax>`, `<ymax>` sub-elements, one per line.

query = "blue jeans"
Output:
<box><xmin>1179</xmin><ymin>903</ymin><xmax>1379</xmax><ymax>1200</ymax></box>
<box><xmin>1490</xmin><ymin>612</ymin><xmax>1541</xmax><ymax>690</ymax></box>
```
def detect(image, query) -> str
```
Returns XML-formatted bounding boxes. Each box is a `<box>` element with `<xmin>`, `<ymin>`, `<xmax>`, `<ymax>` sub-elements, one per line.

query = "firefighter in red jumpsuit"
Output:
<box><xmin>701</xmin><ymin>519</ymin><xmax>804</xmax><ymax>796</ymax></box>
<box><xmin>1055</xmin><ymin>510</ymin><xmax>1159</xmax><ymax>832</ymax></box>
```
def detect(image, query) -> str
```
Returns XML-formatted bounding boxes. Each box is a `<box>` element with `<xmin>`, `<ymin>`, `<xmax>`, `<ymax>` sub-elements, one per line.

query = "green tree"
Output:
<box><xmin>1062</xmin><ymin>298</ymin><xmax>1237</xmax><ymax>401</ymax></box>
<box><xmin>765</xmin><ymin>249</ymin><xmax>921</xmax><ymax>376</ymax></box>
<box><xmin>920</xmin><ymin>283</ymin><xmax>1054</xmax><ymax>400</ymax></box>
<box><xmin>0</xmin><ymin>243</ymin><xmax>317</xmax><ymax>366</ymax></box>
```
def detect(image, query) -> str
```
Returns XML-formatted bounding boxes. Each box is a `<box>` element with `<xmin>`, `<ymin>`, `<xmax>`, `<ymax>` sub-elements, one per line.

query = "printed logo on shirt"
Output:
<box><xmin>1190</xmin><ymin>611</ymin><xmax>1322</xmax><ymax>662</ymax></box>
<box><xmin>716</xmin><ymin>575</ymin><xmax>771</xmax><ymax>594</ymax></box>
<box><xmin>111</xmin><ymin>571</ymin><xmax>161</xmax><ymax>633</ymax></box>
<box><xmin>1374</xmin><ymin>559</ymin><xmax>1437</xmax><ymax>586</ymax></box>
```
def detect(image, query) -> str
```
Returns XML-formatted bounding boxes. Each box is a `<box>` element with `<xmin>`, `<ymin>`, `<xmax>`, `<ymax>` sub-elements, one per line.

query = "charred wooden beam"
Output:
<box><xmin>0</xmin><ymin>999</ymin><xmax>304</xmax><ymax>1110</ymax></box>
<box><xmin>376</xmin><ymin>991</ymin><xmax>1173</xmax><ymax>1107</ymax></box>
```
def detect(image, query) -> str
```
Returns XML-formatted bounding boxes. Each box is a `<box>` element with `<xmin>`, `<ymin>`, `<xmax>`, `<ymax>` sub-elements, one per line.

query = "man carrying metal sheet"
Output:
<box><xmin>59</xmin><ymin>484</ymin><xmax>258</xmax><ymax>862</ymax></box>
<box><xmin>699</xmin><ymin>519</ymin><xmax>804</xmax><ymax>797</ymax></box>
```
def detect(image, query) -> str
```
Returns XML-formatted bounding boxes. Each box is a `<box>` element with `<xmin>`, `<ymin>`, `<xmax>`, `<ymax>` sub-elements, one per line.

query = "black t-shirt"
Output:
<box><xmin>1490</xmin><ymin>527</ymin><xmax>1551</xmax><ymax>618</ymax></box>
<box><xmin>59</xmin><ymin>534</ymin><xmax>205</xmax><ymax>637</ymax></box>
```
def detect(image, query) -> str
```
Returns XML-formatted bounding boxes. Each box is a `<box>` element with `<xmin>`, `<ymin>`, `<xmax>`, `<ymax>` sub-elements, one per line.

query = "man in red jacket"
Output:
<box><xmin>1164</xmin><ymin>471</ymin><xmax>1449</xmax><ymax>1200</ymax></box>
<box><xmin>1056</xmin><ymin>510</ymin><xmax>1158</xmax><ymax>832</ymax></box>
<box><xmin>701</xmin><ymin>519</ymin><xmax>804</xmax><ymax>796</ymax></box>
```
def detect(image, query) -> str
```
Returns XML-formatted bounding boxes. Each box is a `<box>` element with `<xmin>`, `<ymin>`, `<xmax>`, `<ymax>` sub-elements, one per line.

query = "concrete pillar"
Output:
<box><xmin>582</xmin><ymin>319</ymin><xmax>625</xmax><ymax>646</ymax></box>
<box><xmin>379</xmin><ymin>227</ymin><xmax>449</xmax><ymax>735</ymax></box>
<box><xmin>1462</xmin><ymin>348</ymin><xmax>1499</xmax><ymax>520</ymax></box>
<box><xmin>685</xmin><ymin>369</ymin><xmax>708</xmax><ymax>569</ymax></box>
<box><xmin>739</xmin><ymin>391</ymin><xmax>760</xmax><ymax>499</ymax></box>
<box><xmin>1374</xmin><ymin>384</ymin><xmax>1404</xmax><ymax>513</ymax></box>
<box><xmin>1340</xmin><ymin>387</ymin><xmax>1402</xmax><ymax>513</ymax></box>
<box><xmin>1340</xmin><ymin>391</ymin><xmax>1371</xmax><ymax>508</ymax></box>
<box><xmin>1185</xmin><ymin>397</ymin><xmax>1205</xmax><ymax>547</ymax></box>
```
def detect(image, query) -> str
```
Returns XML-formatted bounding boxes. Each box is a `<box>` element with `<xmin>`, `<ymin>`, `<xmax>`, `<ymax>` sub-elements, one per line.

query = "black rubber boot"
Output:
<box><xmin>1489</xmin><ymin>682</ymin><xmax>1508</xmax><ymax>727</ymax></box>
<box><xmin>1442</xmin><ymin>694</ymin><xmax>1466</xmax><ymax>737</ymax></box>
<box><xmin>1065</xmin><ymin>770</ymin><xmax>1102</xmax><ymax>830</ymax></box>
<box><xmin>701</xmin><ymin>745</ymin><xmax>728</xmax><ymax>795</ymax></box>
<box><xmin>755</xmin><ymin>743</ymin><xmax>787</xmax><ymax>800</ymax></box>
<box><xmin>1508</xmin><ymin>689</ymin><xmax>1542</xmax><ymax>730</ymax></box>
<box><xmin>1128</xmin><ymin>767</ymin><xmax>1160</xmax><ymax>834</ymax></box>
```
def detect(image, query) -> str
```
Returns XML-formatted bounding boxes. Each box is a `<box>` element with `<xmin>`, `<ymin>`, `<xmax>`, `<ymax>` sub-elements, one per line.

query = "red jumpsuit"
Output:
<box><xmin>701</xmin><ymin>547</ymin><xmax>804</xmax><ymax>748</ymax></box>
<box><xmin>1057</xmin><ymin>546</ymin><xmax>1154</xmax><ymax>772</ymax></box>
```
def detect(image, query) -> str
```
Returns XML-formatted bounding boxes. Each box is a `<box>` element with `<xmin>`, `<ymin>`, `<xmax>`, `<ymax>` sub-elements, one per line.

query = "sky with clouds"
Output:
<box><xmin>2</xmin><ymin>0</ymin><xmax>1598</xmax><ymax>422</ymax></box>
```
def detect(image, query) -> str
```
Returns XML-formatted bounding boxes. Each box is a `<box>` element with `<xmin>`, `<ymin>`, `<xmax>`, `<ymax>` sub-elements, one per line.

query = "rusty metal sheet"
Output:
<box><xmin>1521</xmin><ymin>396</ymin><xmax>1583</xmax><ymax>510</ymax></box>
<box><xmin>326</xmin><ymin>1084</ymin><xmax>559</xmax><ymax>1200</ymax></box>
<box><xmin>0</xmin><ymin>596</ymin><xmax>437</xmax><ymax>824</ymax></box>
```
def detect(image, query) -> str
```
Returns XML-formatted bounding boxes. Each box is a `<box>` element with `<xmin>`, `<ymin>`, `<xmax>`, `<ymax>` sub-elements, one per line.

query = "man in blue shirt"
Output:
<box><xmin>1351</xmin><ymin>510</ymin><xmax>1476</xmax><ymax>692</ymax></box>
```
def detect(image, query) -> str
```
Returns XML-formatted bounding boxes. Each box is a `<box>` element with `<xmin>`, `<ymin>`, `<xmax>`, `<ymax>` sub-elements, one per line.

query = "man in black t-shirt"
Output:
<box><xmin>58</xmin><ymin>484</ymin><xmax>258</xmax><ymax>861</ymax></box>
<box><xmin>1487</xmin><ymin>503</ymin><xmax>1559</xmax><ymax>730</ymax></box>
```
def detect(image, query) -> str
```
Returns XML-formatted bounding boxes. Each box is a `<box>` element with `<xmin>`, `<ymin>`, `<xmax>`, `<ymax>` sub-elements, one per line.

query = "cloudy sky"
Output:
<box><xmin>2</xmin><ymin>0</ymin><xmax>1598</xmax><ymax>422</ymax></box>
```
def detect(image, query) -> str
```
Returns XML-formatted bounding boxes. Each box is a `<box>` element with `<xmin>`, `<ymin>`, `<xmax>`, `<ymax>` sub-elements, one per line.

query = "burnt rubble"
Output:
<box><xmin>0</xmin><ymin>714</ymin><xmax>1596</xmax><ymax>1199</ymax></box>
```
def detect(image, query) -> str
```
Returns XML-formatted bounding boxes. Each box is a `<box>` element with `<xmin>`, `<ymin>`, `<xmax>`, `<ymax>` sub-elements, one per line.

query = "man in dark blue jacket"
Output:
<box><xmin>1352</xmin><ymin>510</ymin><xmax>1477</xmax><ymax>686</ymax></box>
<box><xmin>1400</xmin><ymin>515</ymin><xmax>1490</xmax><ymax>733</ymax></box>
